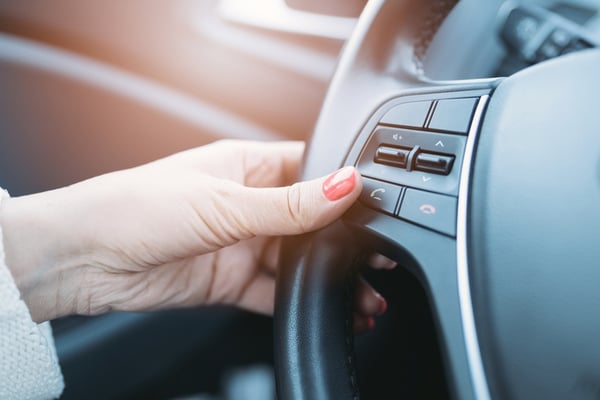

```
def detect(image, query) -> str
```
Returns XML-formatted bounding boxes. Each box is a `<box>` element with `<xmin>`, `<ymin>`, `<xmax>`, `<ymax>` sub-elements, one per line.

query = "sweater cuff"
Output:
<box><xmin>0</xmin><ymin>188</ymin><xmax>64</xmax><ymax>400</ymax></box>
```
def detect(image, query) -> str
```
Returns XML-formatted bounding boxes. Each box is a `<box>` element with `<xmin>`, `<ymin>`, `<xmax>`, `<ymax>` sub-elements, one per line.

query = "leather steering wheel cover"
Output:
<box><xmin>468</xmin><ymin>50</ymin><xmax>600</xmax><ymax>399</ymax></box>
<box><xmin>274</xmin><ymin>223</ymin><xmax>363</xmax><ymax>400</ymax></box>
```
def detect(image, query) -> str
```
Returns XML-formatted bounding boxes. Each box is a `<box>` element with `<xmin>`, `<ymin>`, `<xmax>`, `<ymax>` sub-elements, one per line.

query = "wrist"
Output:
<box><xmin>0</xmin><ymin>189</ymin><xmax>86</xmax><ymax>322</ymax></box>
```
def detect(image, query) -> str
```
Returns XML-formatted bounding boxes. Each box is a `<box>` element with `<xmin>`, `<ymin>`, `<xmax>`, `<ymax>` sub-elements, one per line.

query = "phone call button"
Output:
<box><xmin>398</xmin><ymin>188</ymin><xmax>457</xmax><ymax>237</ymax></box>
<box><xmin>360</xmin><ymin>177</ymin><xmax>403</xmax><ymax>216</ymax></box>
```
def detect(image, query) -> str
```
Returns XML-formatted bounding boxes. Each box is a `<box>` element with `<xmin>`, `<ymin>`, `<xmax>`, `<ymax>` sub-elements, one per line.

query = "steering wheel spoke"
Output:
<box><xmin>343</xmin><ymin>196</ymin><xmax>482</xmax><ymax>400</ymax></box>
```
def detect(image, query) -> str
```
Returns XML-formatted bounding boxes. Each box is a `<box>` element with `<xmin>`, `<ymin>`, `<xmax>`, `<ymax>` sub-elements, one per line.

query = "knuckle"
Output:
<box><xmin>285</xmin><ymin>183</ymin><xmax>311</xmax><ymax>233</ymax></box>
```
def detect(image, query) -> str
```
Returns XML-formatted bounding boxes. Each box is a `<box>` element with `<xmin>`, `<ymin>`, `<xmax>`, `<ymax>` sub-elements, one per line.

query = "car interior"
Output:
<box><xmin>0</xmin><ymin>1</ymin><xmax>599</xmax><ymax>399</ymax></box>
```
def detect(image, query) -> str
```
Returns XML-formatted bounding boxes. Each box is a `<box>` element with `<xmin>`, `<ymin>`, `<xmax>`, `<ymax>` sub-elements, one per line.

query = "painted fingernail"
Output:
<box><xmin>322</xmin><ymin>166</ymin><xmax>356</xmax><ymax>201</ymax></box>
<box><xmin>367</xmin><ymin>316</ymin><xmax>375</xmax><ymax>330</ymax></box>
<box><xmin>368</xmin><ymin>253</ymin><xmax>398</xmax><ymax>270</ymax></box>
<box><xmin>378</xmin><ymin>296</ymin><xmax>388</xmax><ymax>315</ymax></box>
<box><xmin>354</xmin><ymin>316</ymin><xmax>370</xmax><ymax>335</ymax></box>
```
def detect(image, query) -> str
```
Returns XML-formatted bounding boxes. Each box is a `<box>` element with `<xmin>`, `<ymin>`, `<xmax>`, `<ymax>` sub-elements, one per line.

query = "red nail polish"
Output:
<box><xmin>322</xmin><ymin>167</ymin><xmax>356</xmax><ymax>201</ymax></box>
<box><xmin>378</xmin><ymin>297</ymin><xmax>388</xmax><ymax>315</ymax></box>
<box><xmin>367</xmin><ymin>316</ymin><xmax>375</xmax><ymax>330</ymax></box>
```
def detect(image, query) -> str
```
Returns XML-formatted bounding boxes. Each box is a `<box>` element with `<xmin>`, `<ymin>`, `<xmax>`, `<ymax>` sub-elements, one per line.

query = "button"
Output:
<box><xmin>414</xmin><ymin>152</ymin><xmax>454</xmax><ymax>175</ymax></box>
<box><xmin>398</xmin><ymin>189</ymin><xmax>457</xmax><ymax>236</ymax></box>
<box><xmin>536</xmin><ymin>30</ymin><xmax>580</xmax><ymax>61</ymax></box>
<box><xmin>535</xmin><ymin>41</ymin><xmax>561</xmax><ymax>62</ymax></box>
<box><xmin>501</xmin><ymin>8</ymin><xmax>543</xmax><ymax>53</ymax></box>
<box><xmin>380</xmin><ymin>101</ymin><xmax>432</xmax><ymax>129</ymax></box>
<box><xmin>550</xmin><ymin>29</ymin><xmax>571</xmax><ymax>48</ymax></box>
<box><xmin>428</xmin><ymin>98</ymin><xmax>478</xmax><ymax>134</ymax></box>
<box><xmin>374</xmin><ymin>146</ymin><xmax>411</xmax><ymax>169</ymax></box>
<box><xmin>360</xmin><ymin>177</ymin><xmax>403</xmax><ymax>215</ymax></box>
<box><xmin>561</xmin><ymin>38</ymin><xmax>592</xmax><ymax>55</ymax></box>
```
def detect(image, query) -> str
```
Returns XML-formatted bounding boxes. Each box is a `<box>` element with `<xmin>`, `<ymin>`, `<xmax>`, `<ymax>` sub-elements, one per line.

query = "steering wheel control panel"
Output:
<box><xmin>348</xmin><ymin>91</ymin><xmax>489</xmax><ymax>237</ymax></box>
<box><xmin>498</xmin><ymin>4</ymin><xmax>599</xmax><ymax>76</ymax></box>
<box><xmin>358</xmin><ymin>126</ymin><xmax>466</xmax><ymax>195</ymax></box>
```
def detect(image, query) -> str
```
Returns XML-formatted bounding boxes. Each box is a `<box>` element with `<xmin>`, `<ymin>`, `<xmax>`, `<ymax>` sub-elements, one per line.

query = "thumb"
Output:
<box><xmin>237</xmin><ymin>166</ymin><xmax>362</xmax><ymax>237</ymax></box>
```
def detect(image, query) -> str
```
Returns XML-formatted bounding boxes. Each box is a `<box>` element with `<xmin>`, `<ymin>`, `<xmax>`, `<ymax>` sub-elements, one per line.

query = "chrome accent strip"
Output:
<box><xmin>457</xmin><ymin>95</ymin><xmax>492</xmax><ymax>400</ymax></box>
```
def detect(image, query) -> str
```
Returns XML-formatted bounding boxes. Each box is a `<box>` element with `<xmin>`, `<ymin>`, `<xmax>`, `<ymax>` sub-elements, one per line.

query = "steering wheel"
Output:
<box><xmin>274</xmin><ymin>0</ymin><xmax>600</xmax><ymax>399</ymax></box>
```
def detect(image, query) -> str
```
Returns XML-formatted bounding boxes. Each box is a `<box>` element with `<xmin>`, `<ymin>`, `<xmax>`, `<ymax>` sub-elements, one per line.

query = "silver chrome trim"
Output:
<box><xmin>457</xmin><ymin>95</ymin><xmax>492</xmax><ymax>400</ymax></box>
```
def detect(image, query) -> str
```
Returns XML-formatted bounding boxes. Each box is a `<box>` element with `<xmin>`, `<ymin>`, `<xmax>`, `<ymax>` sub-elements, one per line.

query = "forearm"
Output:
<box><xmin>0</xmin><ymin>189</ymin><xmax>84</xmax><ymax>322</ymax></box>
<box><xmin>0</xmin><ymin>188</ymin><xmax>65</xmax><ymax>398</ymax></box>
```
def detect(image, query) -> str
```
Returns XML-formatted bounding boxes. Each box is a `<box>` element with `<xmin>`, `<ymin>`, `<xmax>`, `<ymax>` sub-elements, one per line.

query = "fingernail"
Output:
<box><xmin>378</xmin><ymin>296</ymin><xmax>388</xmax><ymax>315</ymax></box>
<box><xmin>354</xmin><ymin>316</ymin><xmax>371</xmax><ymax>335</ymax></box>
<box><xmin>322</xmin><ymin>166</ymin><xmax>356</xmax><ymax>201</ymax></box>
<box><xmin>368</xmin><ymin>253</ymin><xmax>398</xmax><ymax>270</ymax></box>
<box><xmin>367</xmin><ymin>316</ymin><xmax>375</xmax><ymax>330</ymax></box>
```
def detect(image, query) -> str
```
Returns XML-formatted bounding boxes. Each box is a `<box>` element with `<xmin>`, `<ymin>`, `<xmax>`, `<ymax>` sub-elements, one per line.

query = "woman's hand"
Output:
<box><xmin>0</xmin><ymin>140</ymin><xmax>393</xmax><ymax>328</ymax></box>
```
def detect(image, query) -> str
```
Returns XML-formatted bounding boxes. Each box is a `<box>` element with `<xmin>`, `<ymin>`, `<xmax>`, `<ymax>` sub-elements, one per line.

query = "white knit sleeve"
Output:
<box><xmin>0</xmin><ymin>188</ymin><xmax>64</xmax><ymax>400</ymax></box>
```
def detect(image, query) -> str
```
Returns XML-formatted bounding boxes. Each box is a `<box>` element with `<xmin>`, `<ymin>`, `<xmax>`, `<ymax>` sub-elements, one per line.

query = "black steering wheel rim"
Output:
<box><xmin>275</xmin><ymin>1</ymin><xmax>600</xmax><ymax>399</ymax></box>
